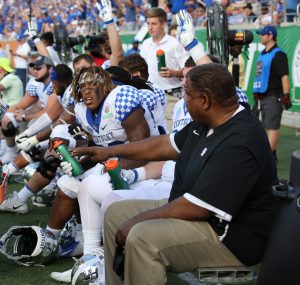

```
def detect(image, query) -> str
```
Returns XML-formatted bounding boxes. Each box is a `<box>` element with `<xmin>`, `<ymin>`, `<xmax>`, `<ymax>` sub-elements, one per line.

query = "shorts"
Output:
<box><xmin>257</xmin><ymin>95</ymin><xmax>283</xmax><ymax>130</ymax></box>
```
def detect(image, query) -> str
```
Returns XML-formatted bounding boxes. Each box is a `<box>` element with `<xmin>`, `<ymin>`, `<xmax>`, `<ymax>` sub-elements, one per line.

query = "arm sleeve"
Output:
<box><xmin>24</xmin><ymin>113</ymin><xmax>53</xmax><ymax>137</ymax></box>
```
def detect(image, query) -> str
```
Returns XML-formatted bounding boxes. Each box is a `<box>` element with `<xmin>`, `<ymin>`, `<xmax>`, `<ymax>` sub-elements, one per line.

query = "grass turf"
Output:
<box><xmin>0</xmin><ymin>126</ymin><xmax>299</xmax><ymax>285</ymax></box>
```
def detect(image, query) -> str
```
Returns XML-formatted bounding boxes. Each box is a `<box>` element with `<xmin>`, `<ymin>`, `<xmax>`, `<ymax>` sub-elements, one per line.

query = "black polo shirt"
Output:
<box><xmin>169</xmin><ymin>108</ymin><xmax>280</xmax><ymax>265</ymax></box>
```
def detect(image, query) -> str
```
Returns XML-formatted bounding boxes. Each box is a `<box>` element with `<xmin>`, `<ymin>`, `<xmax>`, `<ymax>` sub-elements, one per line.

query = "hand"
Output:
<box><xmin>15</xmin><ymin>133</ymin><xmax>28</xmax><ymax>145</ymax></box>
<box><xmin>176</xmin><ymin>10</ymin><xmax>197</xmax><ymax>50</ymax></box>
<box><xmin>68</xmin><ymin>122</ymin><xmax>83</xmax><ymax>135</ymax></box>
<box><xmin>25</xmin><ymin>19</ymin><xmax>38</xmax><ymax>40</ymax></box>
<box><xmin>121</xmin><ymin>169</ymin><xmax>136</xmax><ymax>185</ymax></box>
<box><xmin>13</xmin><ymin>109</ymin><xmax>25</xmax><ymax>122</ymax></box>
<box><xmin>115</xmin><ymin>217</ymin><xmax>138</xmax><ymax>246</ymax></box>
<box><xmin>281</xmin><ymin>93</ymin><xmax>292</xmax><ymax>110</ymax></box>
<box><xmin>159</xmin><ymin>67</ymin><xmax>172</xmax><ymax>78</ymax></box>
<box><xmin>72</xmin><ymin>146</ymin><xmax>111</xmax><ymax>163</ymax></box>
<box><xmin>16</xmin><ymin>135</ymin><xmax>39</xmax><ymax>151</ymax></box>
<box><xmin>95</xmin><ymin>0</ymin><xmax>114</xmax><ymax>25</ymax></box>
<box><xmin>60</xmin><ymin>161</ymin><xmax>73</xmax><ymax>177</ymax></box>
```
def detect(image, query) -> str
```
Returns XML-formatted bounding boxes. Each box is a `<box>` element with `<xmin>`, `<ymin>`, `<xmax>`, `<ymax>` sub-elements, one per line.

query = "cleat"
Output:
<box><xmin>50</xmin><ymin>268</ymin><xmax>72</xmax><ymax>283</ymax></box>
<box><xmin>0</xmin><ymin>191</ymin><xmax>28</xmax><ymax>214</ymax></box>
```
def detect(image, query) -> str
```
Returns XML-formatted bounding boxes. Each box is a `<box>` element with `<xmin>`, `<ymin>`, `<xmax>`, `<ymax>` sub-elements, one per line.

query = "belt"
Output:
<box><xmin>165</xmin><ymin>87</ymin><xmax>182</xmax><ymax>98</ymax></box>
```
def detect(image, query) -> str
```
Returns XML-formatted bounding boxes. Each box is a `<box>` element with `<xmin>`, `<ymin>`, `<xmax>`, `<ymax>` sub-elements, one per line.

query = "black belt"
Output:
<box><xmin>165</xmin><ymin>87</ymin><xmax>182</xmax><ymax>98</ymax></box>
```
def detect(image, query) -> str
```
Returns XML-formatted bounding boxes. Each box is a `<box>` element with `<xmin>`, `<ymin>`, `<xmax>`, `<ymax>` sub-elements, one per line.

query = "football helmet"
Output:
<box><xmin>59</xmin><ymin>216</ymin><xmax>78</xmax><ymax>247</ymax></box>
<box><xmin>71</xmin><ymin>248</ymin><xmax>105</xmax><ymax>285</ymax></box>
<box><xmin>0</xmin><ymin>226</ymin><xmax>59</xmax><ymax>266</ymax></box>
<box><xmin>22</xmin><ymin>162</ymin><xmax>40</xmax><ymax>182</ymax></box>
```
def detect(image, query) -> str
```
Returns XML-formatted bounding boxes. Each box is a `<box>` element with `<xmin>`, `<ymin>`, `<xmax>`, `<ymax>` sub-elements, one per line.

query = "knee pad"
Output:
<box><xmin>1</xmin><ymin>121</ymin><xmax>18</xmax><ymax>137</ymax></box>
<box><xmin>36</xmin><ymin>155</ymin><xmax>60</xmax><ymax>180</ymax></box>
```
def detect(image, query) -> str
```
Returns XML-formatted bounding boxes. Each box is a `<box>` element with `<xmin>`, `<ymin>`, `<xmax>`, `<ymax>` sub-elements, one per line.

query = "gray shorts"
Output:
<box><xmin>257</xmin><ymin>95</ymin><xmax>283</xmax><ymax>130</ymax></box>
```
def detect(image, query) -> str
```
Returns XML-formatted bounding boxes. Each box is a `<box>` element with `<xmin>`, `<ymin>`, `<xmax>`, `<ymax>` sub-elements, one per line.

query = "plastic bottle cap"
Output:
<box><xmin>52</xmin><ymin>139</ymin><xmax>64</xmax><ymax>149</ymax></box>
<box><xmin>105</xmin><ymin>159</ymin><xmax>119</xmax><ymax>170</ymax></box>
<box><xmin>156</xmin><ymin>49</ymin><xmax>165</xmax><ymax>56</ymax></box>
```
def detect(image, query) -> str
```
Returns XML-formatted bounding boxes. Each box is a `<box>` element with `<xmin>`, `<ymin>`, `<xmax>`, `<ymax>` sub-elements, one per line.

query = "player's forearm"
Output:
<box><xmin>106</xmin><ymin>135</ymin><xmax>178</xmax><ymax>162</ymax></box>
<box><xmin>281</xmin><ymin>75</ymin><xmax>290</xmax><ymax>94</ymax></box>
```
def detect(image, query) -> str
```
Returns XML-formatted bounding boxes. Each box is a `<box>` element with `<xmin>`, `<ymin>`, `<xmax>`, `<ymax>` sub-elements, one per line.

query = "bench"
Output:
<box><xmin>177</xmin><ymin>266</ymin><xmax>258</xmax><ymax>284</ymax></box>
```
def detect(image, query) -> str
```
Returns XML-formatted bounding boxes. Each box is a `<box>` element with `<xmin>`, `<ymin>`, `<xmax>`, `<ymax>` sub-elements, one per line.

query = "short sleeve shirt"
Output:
<box><xmin>0</xmin><ymin>73</ymin><xmax>23</xmax><ymax>105</ymax></box>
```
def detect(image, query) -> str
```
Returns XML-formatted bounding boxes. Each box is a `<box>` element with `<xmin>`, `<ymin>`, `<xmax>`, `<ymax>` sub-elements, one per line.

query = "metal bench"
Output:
<box><xmin>177</xmin><ymin>266</ymin><xmax>258</xmax><ymax>285</ymax></box>
<box><xmin>195</xmin><ymin>266</ymin><xmax>258</xmax><ymax>284</ymax></box>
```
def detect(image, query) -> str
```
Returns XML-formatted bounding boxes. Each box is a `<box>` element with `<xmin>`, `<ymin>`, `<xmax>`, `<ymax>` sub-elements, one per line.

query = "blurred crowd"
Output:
<box><xmin>0</xmin><ymin>0</ymin><xmax>299</xmax><ymax>40</ymax></box>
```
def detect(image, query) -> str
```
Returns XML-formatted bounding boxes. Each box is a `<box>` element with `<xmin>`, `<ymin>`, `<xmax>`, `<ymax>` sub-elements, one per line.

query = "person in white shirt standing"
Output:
<box><xmin>10</xmin><ymin>34</ymin><xmax>30</xmax><ymax>91</ymax></box>
<box><xmin>140</xmin><ymin>7</ymin><xmax>189</xmax><ymax>129</ymax></box>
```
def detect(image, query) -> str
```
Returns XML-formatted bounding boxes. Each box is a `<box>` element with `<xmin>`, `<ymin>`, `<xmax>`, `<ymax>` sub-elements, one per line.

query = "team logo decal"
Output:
<box><xmin>102</xmin><ymin>104</ymin><xmax>114</xmax><ymax>120</ymax></box>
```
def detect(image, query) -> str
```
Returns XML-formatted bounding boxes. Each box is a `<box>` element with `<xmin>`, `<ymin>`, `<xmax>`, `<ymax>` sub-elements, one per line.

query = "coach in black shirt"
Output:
<box><xmin>74</xmin><ymin>63</ymin><xmax>281</xmax><ymax>285</ymax></box>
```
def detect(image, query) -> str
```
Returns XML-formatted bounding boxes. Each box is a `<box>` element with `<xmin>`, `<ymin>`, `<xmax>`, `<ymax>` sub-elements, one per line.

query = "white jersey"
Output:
<box><xmin>38</xmin><ymin>82</ymin><xmax>54</xmax><ymax>108</ymax></box>
<box><xmin>75</xmin><ymin>85</ymin><xmax>154</xmax><ymax>146</ymax></box>
<box><xmin>171</xmin><ymin>98</ymin><xmax>192</xmax><ymax>133</ymax></box>
<box><xmin>25</xmin><ymin>78</ymin><xmax>44</xmax><ymax>98</ymax></box>
<box><xmin>59</xmin><ymin>85</ymin><xmax>75</xmax><ymax>110</ymax></box>
<box><xmin>140</xmin><ymin>88</ymin><xmax>168</xmax><ymax>135</ymax></box>
<box><xmin>162</xmin><ymin>98</ymin><xmax>192</xmax><ymax>182</ymax></box>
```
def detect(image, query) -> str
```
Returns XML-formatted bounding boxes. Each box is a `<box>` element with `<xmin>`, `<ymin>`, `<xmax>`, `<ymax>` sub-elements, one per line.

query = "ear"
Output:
<box><xmin>200</xmin><ymin>91</ymin><xmax>212</xmax><ymax>111</ymax></box>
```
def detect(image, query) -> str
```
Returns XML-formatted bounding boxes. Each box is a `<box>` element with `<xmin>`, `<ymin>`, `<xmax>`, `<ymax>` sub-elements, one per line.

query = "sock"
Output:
<box><xmin>5</xmin><ymin>162</ymin><xmax>18</xmax><ymax>175</ymax></box>
<box><xmin>7</xmin><ymin>145</ymin><xmax>17</xmax><ymax>153</ymax></box>
<box><xmin>17</xmin><ymin>185</ymin><xmax>34</xmax><ymax>203</ymax></box>
<box><xmin>76</xmin><ymin>223</ymin><xmax>83</xmax><ymax>242</ymax></box>
<box><xmin>83</xmin><ymin>230</ymin><xmax>102</xmax><ymax>255</ymax></box>
<box><xmin>46</xmin><ymin>226</ymin><xmax>62</xmax><ymax>240</ymax></box>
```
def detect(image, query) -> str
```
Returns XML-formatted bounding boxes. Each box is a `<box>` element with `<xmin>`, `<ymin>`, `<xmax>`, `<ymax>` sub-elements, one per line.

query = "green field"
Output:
<box><xmin>0</xmin><ymin>125</ymin><xmax>299</xmax><ymax>285</ymax></box>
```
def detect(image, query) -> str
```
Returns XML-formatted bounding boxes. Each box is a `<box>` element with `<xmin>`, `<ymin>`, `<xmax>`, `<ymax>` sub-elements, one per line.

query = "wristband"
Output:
<box><xmin>189</xmin><ymin>42</ymin><xmax>206</xmax><ymax>63</ymax></box>
<box><xmin>33</xmin><ymin>38</ymin><xmax>41</xmax><ymax>44</ymax></box>
<box><xmin>104</xmin><ymin>19</ymin><xmax>114</xmax><ymax>25</ymax></box>
<box><xmin>133</xmin><ymin>167</ymin><xmax>146</xmax><ymax>183</ymax></box>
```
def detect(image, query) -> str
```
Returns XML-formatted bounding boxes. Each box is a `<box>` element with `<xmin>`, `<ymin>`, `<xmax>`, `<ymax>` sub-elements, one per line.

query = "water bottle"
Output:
<box><xmin>52</xmin><ymin>139</ymin><xmax>84</xmax><ymax>177</ymax></box>
<box><xmin>105</xmin><ymin>160</ymin><xmax>130</xmax><ymax>190</ymax></box>
<box><xmin>156</xmin><ymin>49</ymin><xmax>166</xmax><ymax>72</ymax></box>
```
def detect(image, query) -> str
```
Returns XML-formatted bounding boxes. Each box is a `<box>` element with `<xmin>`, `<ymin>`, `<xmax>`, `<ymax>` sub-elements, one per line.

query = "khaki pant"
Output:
<box><xmin>104</xmin><ymin>199</ymin><xmax>243</xmax><ymax>285</ymax></box>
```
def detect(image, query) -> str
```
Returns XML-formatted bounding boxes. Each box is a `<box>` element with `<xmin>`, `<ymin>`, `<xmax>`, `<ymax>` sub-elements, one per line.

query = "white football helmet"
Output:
<box><xmin>71</xmin><ymin>248</ymin><xmax>105</xmax><ymax>285</ymax></box>
<box><xmin>22</xmin><ymin>162</ymin><xmax>40</xmax><ymax>182</ymax></box>
<box><xmin>0</xmin><ymin>226</ymin><xmax>59</xmax><ymax>266</ymax></box>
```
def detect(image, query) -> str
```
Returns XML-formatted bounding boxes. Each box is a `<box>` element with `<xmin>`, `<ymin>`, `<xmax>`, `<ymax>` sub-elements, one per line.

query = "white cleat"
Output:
<box><xmin>50</xmin><ymin>268</ymin><xmax>72</xmax><ymax>283</ymax></box>
<box><xmin>0</xmin><ymin>191</ymin><xmax>28</xmax><ymax>214</ymax></box>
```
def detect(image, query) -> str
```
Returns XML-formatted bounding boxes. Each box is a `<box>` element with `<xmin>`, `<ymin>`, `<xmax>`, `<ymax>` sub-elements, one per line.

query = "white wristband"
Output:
<box><xmin>33</xmin><ymin>38</ymin><xmax>41</xmax><ymax>44</ymax></box>
<box><xmin>133</xmin><ymin>167</ymin><xmax>146</xmax><ymax>182</ymax></box>
<box><xmin>189</xmin><ymin>42</ymin><xmax>206</xmax><ymax>63</ymax></box>
<box><xmin>68</xmin><ymin>137</ymin><xmax>76</xmax><ymax>148</ymax></box>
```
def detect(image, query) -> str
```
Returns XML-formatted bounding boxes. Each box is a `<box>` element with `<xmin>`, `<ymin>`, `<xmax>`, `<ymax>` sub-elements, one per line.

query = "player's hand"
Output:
<box><xmin>95</xmin><ymin>0</ymin><xmax>114</xmax><ymax>25</ymax></box>
<box><xmin>60</xmin><ymin>161</ymin><xmax>73</xmax><ymax>176</ymax></box>
<box><xmin>68</xmin><ymin>122</ymin><xmax>84</xmax><ymax>136</ymax></box>
<box><xmin>121</xmin><ymin>169</ymin><xmax>136</xmax><ymax>185</ymax></box>
<box><xmin>25</xmin><ymin>19</ymin><xmax>38</xmax><ymax>40</ymax></box>
<box><xmin>16</xmin><ymin>135</ymin><xmax>38</xmax><ymax>151</ymax></box>
<box><xmin>15</xmin><ymin>133</ymin><xmax>28</xmax><ymax>145</ymax></box>
<box><xmin>72</xmin><ymin>146</ymin><xmax>111</xmax><ymax>163</ymax></box>
<box><xmin>281</xmin><ymin>93</ymin><xmax>292</xmax><ymax>110</ymax></box>
<box><xmin>176</xmin><ymin>10</ymin><xmax>197</xmax><ymax>50</ymax></box>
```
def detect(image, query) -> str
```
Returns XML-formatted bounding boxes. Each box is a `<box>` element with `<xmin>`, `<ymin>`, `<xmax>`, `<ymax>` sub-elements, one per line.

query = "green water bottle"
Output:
<box><xmin>156</xmin><ymin>49</ymin><xmax>166</xmax><ymax>72</ymax></box>
<box><xmin>105</xmin><ymin>160</ymin><xmax>130</xmax><ymax>190</ymax></box>
<box><xmin>52</xmin><ymin>139</ymin><xmax>84</xmax><ymax>177</ymax></box>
